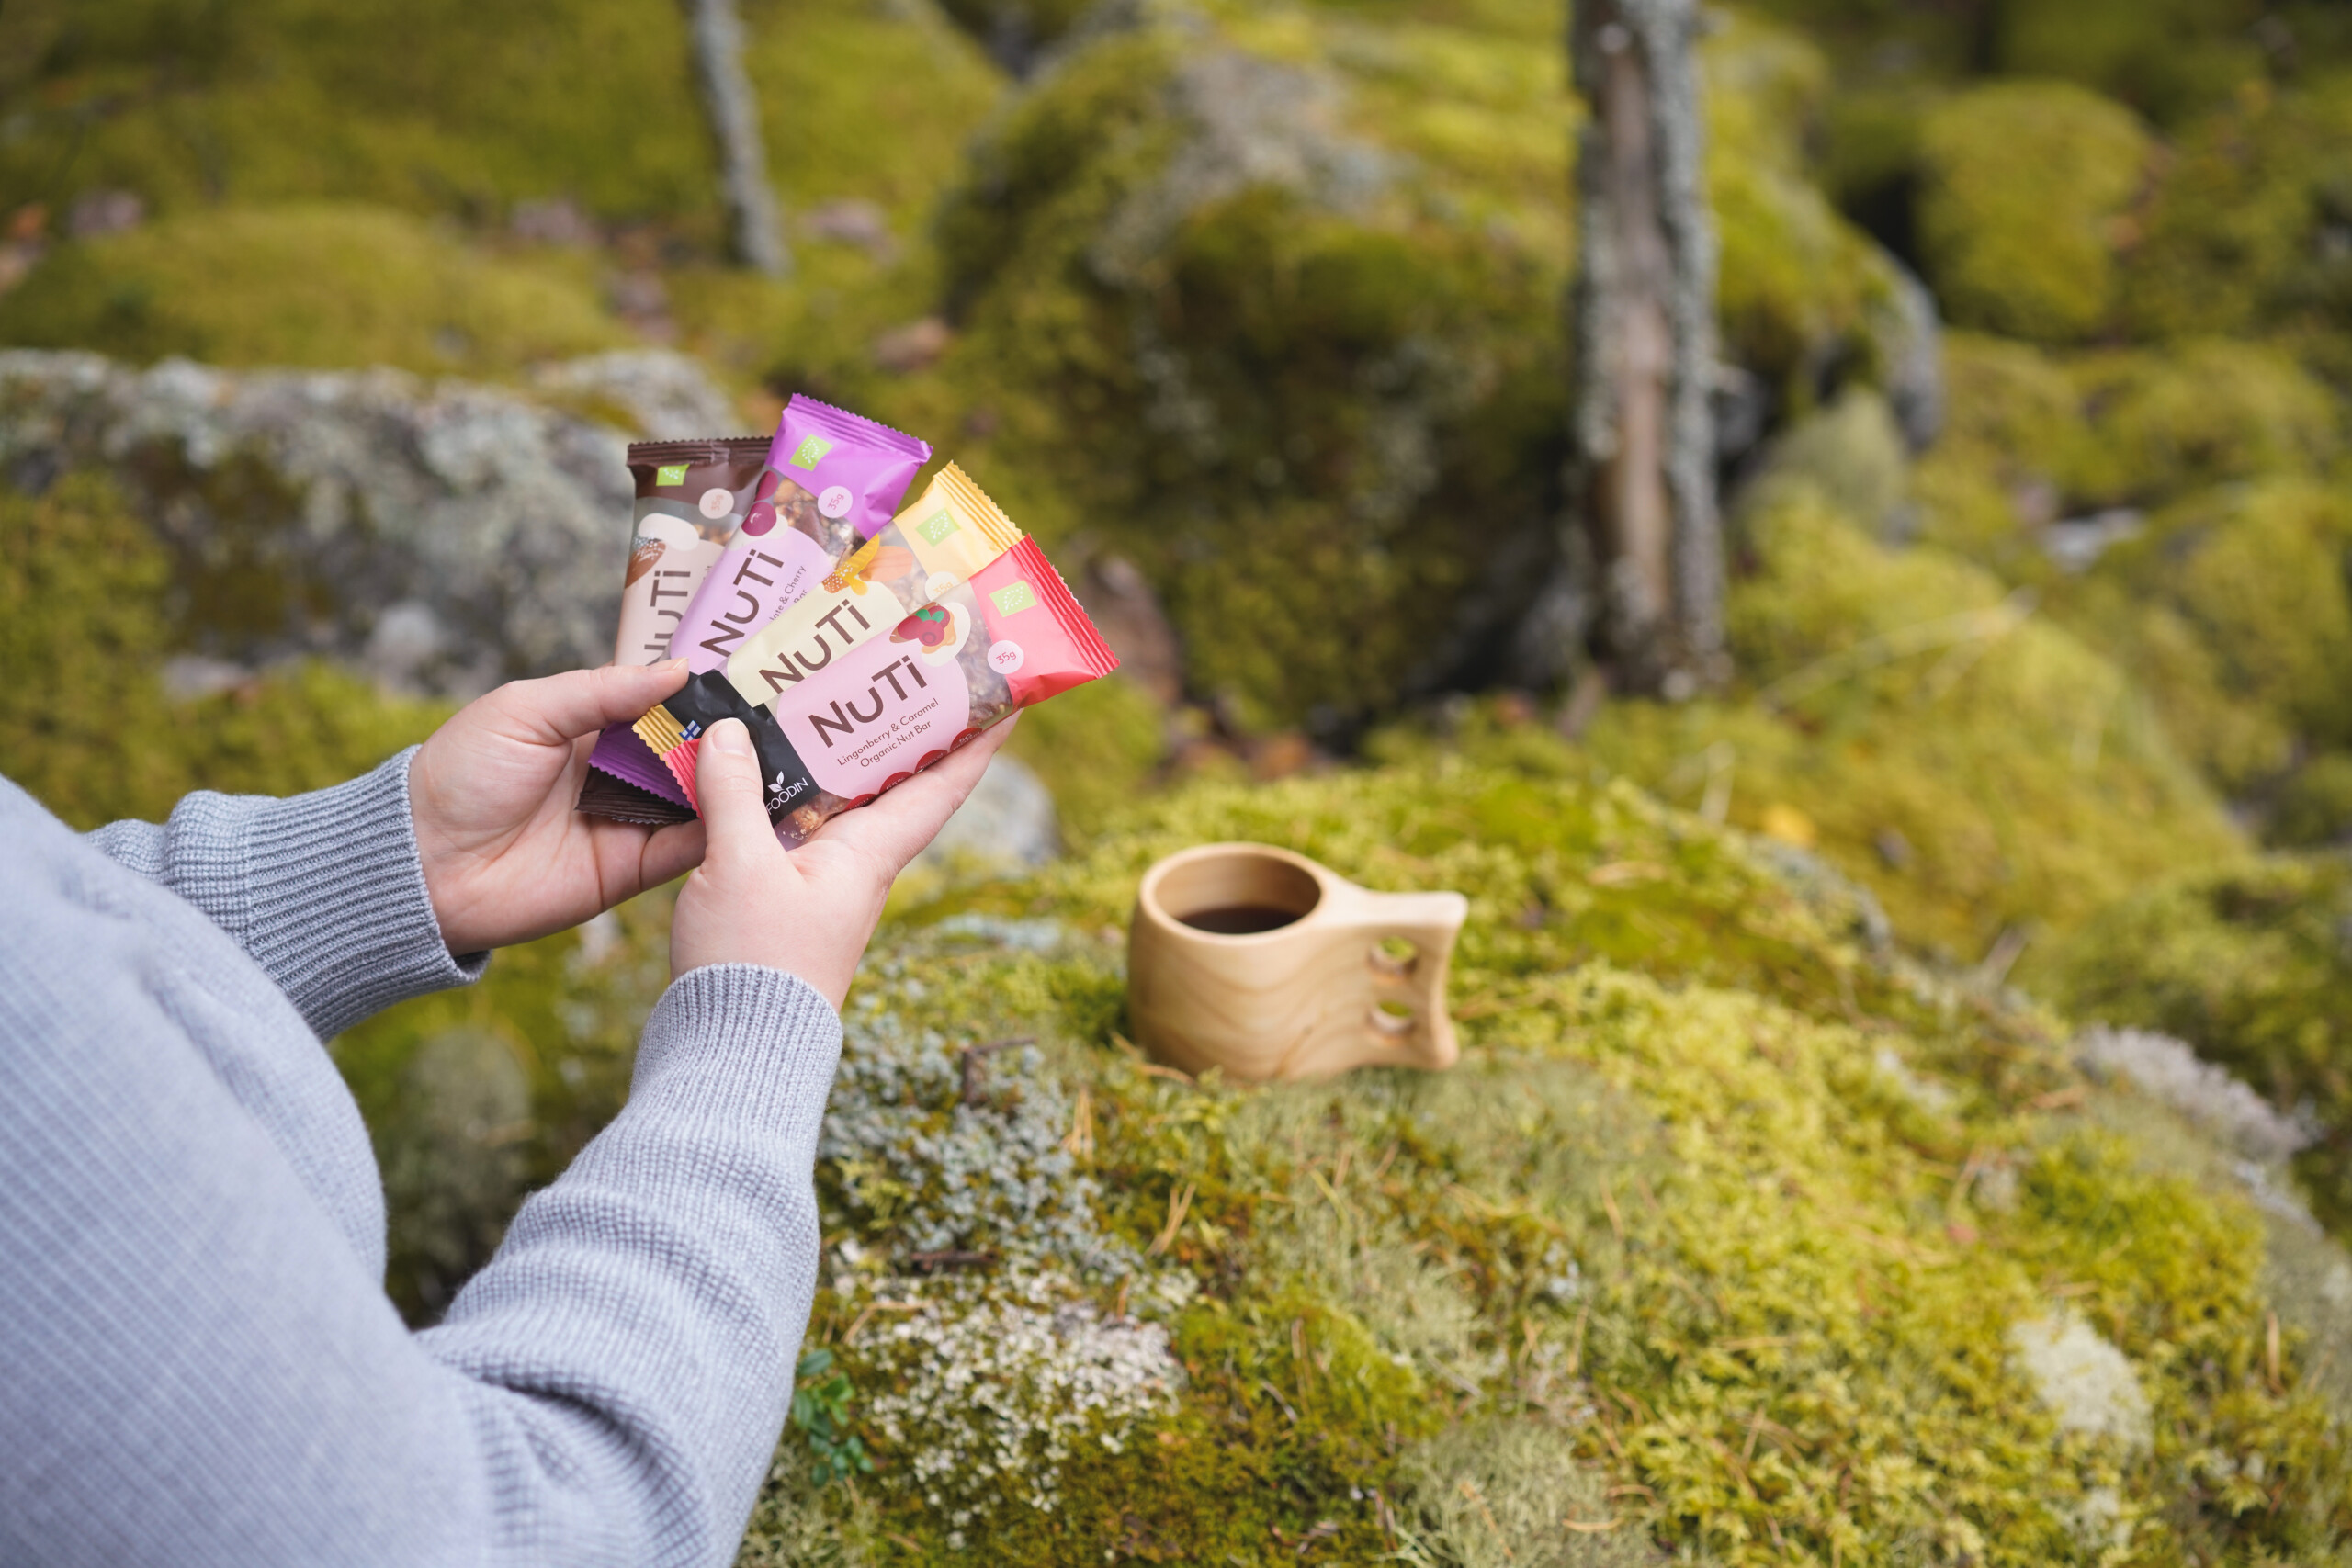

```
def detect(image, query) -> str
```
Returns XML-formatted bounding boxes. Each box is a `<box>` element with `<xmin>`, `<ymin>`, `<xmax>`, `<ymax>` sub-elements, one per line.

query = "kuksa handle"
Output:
<box><xmin>1351</xmin><ymin>889</ymin><xmax>1468</xmax><ymax>1071</ymax></box>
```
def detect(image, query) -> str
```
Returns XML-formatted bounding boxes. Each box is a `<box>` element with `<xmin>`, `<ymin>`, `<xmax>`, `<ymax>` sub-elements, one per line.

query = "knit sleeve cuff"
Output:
<box><xmin>225</xmin><ymin>747</ymin><xmax>485</xmax><ymax>1039</ymax></box>
<box><xmin>632</xmin><ymin>964</ymin><xmax>843</xmax><ymax>1115</ymax></box>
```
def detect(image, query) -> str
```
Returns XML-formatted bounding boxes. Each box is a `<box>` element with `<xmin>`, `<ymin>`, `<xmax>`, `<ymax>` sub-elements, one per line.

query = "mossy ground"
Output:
<box><xmin>728</xmin><ymin>747</ymin><xmax>2352</xmax><ymax>1565</ymax></box>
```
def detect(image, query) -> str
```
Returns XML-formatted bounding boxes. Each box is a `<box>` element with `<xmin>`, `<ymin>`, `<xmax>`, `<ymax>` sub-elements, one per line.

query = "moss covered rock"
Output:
<box><xmin>0</xmin><ymin>206</ymin><xmax>627</xmax><ymax>375</ymax></box>
<box><xmin>1916</xmin><ymin>82</ymin><xmax>2154</xmax><ymax>344</ymax></box>
<box><xmin>1590</xmin><ymin>484</ymin><xmax>2239</xmax><ymax>972</ymax></box>
<box><xmin>0</xmin><ymin>470</ymin><xmax>444</xmax><ymax>830</ymax></box>
<box><xmin>2091</xmin><ymin>479</ymin><xmax>2352</xmax><ymax>774</ymax></box>
<box><xmin>0</xmin><ymin>348</ymin><xmax>665</xmax><ymax>687</ymax></box>
<box><xmin>2119</xmin><ymin>70</ymin><xmax>2352</xmax><ymax>358</ymax></box>
<box><xmin>1906</xmin><ymin>333</ymin><xmax>2346</xmax><ymax>795</ymax></box>
<box><xmin>861</xmin><ymin>2</ymin><xmax>1924</xmax><ymax>731</ymax></box>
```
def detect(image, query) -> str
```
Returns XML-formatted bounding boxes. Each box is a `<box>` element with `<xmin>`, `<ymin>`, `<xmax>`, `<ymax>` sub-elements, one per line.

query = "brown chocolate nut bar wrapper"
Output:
<box><xmin>614</xmin><ymin>438</ymin><xmax>774</xmax><ymax>667</ymax></box>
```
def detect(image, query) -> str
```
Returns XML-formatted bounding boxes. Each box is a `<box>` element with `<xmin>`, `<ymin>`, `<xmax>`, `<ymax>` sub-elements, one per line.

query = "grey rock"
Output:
<box><xmin>1870</xmin><ymin>254</ymin><xmax>1945</xmax><ymax>453</ymax></box>
<box><xmin>0</xmin><ymin>349</ymin><xmax>729</xmax><ymax>694</ymax></box>
<box><xmin>2041</xmin><ymin>508</ymin><xmax>2143</xmax><ymax>575</ymax></box>
<box><xmin>1088</xmin><ymin>46</ymin><xmax>1391</xmax><ymax>288</ymax></box>
<box><xmin>66</xmin><ymin>189</ymin><xmax>147</xmax><ymax>240</ymax></box>
<box><xmin>2076</xmin><ymin>1024</ymin><xmax>2314</xmax><ymax>1166</ymax></box>
<box><xmin>1736</xmin><ymin>386</ymin><xmax>1910</xmax><ymax>539</ymax></box>
<box><xmin>909</xmin><ymin>751</ymin><xmax>1060</xmax><ymax>884</ymax></box>
<box><xmin>528</xmin><ymin>348</ymin><xmax>741</xmax><ymax>437</ymax></box>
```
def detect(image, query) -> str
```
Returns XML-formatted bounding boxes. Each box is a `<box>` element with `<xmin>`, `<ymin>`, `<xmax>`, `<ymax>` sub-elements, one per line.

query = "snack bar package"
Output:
<box><xmin>613</xmin><ymin>438</ymin><xmax>771</xmax><ymax>667</ymax></box>
<box><xmin>632</xmin><ymin>461</ymin><xmax>1021</xmax><ymax>802</ymax></box>
<box><xmin>580</xmin><ymin>397</ymin><xmax>930</xmax><ymax>822</ymax></box>
<box><xmin>579</xmin><ymin>437</ymin><xmax>769</xmax><ymax>824</ymax></box>
<box><xmin>637</xmin><ymin>536</ymin><xmax>1116</xmax><ymax>843</ymax></box>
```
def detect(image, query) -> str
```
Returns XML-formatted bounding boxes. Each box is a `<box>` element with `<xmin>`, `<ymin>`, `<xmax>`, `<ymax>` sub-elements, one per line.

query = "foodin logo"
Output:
<box><xmin>789</xmin><ymin>434</ymin><xmax>834</xmax><ymax>470</ymax></box>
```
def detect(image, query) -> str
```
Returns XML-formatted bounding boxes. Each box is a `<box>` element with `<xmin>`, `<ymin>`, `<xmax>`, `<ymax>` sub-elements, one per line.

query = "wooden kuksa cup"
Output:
<box><xmin>1127</xmin><ymin>842</ymin><xmax>1469</xmax><ymax>1083</ymax></box>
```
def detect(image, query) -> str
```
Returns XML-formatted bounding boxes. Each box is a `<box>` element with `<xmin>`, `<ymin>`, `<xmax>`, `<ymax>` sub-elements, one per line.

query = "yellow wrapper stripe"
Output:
<box><xmin>633</xmin><ymin>705</ymin><xmax>690</xmax><ymax>757</ymax></box>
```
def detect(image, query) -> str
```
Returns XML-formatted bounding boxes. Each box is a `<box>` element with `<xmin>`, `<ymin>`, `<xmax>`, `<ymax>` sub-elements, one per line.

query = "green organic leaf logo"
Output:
<box><xmin>655</xmin><ymin>463</ymin><xmax>690</xmax><ymax>487</ymax></box>
<box><xmin>917</xmin><ymin>510</ymin><xmax>961</xmax><ymax>546</ymax></box>
<box><xmin>790</xmin><ymin>434</ymin><xmax>835</xmax><ymax>469</ymax></box>
<box><xmin>989</xmin><ymin>581</ymin><xmax>1037</xmax><ymax>617</ymax></box>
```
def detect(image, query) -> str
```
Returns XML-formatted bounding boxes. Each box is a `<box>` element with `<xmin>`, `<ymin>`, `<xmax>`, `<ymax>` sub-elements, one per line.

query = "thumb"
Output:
<box><xmin>492</xmin><ymin>660</ymin><xmax>691</xmax><ymax>745</ymax></box>
<box><xmin>695</xmin><ymin>718</ymin><xmax>775</xmax><ymax>860</ymax></box>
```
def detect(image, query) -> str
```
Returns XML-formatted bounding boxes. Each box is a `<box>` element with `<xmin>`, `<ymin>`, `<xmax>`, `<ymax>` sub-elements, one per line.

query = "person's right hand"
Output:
<box><xmin>669</xmin><ymin>716</ymin><xmax>1016</xmax><ymax>1007</ymax></box>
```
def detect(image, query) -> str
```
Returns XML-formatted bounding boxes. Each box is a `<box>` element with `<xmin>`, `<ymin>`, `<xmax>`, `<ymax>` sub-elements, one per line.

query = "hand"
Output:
<box><xmin>410</xmin><ymin>661</ymin><xmax>708</xmax><ymax>953</ymax></box>
<box><xmin>669</xmin><ymin>715</ymin><xmax>1017</xmax><ymax>1006</ymax></box>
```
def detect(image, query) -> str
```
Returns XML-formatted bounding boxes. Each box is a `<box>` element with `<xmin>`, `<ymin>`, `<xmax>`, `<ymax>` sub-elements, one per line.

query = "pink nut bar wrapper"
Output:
<box><xmin>632</xmin><ymin>536</ymin><xmax>1117</xmax><ymax>845</ymax></box>
<box><xmin>580</xmin><ymin>396</ymin><xmax>930</xmax><ymax>822</ymax></box>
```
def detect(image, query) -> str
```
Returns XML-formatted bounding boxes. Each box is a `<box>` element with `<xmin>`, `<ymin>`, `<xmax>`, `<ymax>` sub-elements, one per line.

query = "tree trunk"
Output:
<box><xmin>1567</xmin><ymin>0</ymin><xmax>1722</xmax><ymax>697</ymax></box>
<box><xmin>686</xmin><ymin>0</ymin><xmax>790</xmax><ymax>277</ymax></box>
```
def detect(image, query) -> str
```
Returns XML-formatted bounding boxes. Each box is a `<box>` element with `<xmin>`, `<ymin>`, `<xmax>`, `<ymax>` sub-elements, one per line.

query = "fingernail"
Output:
<box><xmin>660</xmin><ymin>657</ymin><xmax>689</xmax><ymax>674</ymax></box>
<box><xmin>707</xmin><ymin>718</ymin><xmax>750</xmax><ymax>755</ymax></box>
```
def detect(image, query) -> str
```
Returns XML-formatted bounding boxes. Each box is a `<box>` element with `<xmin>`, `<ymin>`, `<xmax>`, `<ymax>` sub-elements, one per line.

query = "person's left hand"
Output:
<box><xmin>410</xmin><ymin>661</ymin><xmax>708</xmax><ymax>954</ymax></box>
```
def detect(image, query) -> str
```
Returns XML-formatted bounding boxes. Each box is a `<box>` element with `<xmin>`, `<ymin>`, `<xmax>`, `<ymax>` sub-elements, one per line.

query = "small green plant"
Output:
<box><xmin>790</xmin><ymin>1349</ymin><xmax>873</xmax><ymax>1488</ymax></box>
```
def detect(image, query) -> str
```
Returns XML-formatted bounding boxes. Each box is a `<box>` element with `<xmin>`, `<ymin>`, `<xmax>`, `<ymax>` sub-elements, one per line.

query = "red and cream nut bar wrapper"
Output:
<box><xmin>638</xmin><ymin>536</ymin><xmax>1115</xmax><ymax>841</ymax></box>
<box><xmin>633</xmin><ymin>462</ymin><xmax>1021</xmax><ymax>807</ymax></box>
<box><xmin>581</xmin><ymin>396</ymin><xmax>930</xmax><ymax>823</ymax></box>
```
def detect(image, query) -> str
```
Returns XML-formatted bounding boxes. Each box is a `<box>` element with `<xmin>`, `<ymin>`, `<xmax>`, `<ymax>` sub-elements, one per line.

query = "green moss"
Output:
<box><xmin>1993</xmin><ymin>0</ymin><xmax>2268</xmax><ymax>127</ymax></box>
<box><xmin>1590</xmin><ymin>490</ymin><xmax>2240</xmax><ymax>971</ymax></box>
<box><xmin>1916</xmin><ymin>82</ymin><xmax>2154</xmax><ymax>344</ymax></box>
<box><xmin>1910</xmin><ymin>335</ymin><xmax>2346</xmax><ymax>793</ymax></box>
<box><xmin>0</xmin><ymin>472</ymin><xmax>444</xmax><ymax>829</ymax></box>
<box><xmin>2119</xmin><ymin>71</ymin><xmax>2352</xmax><ymax>355</ymax></box>
<box><xmin>2271</xmin><ymin>754</ymin><xmax>2352</xmax><ymax>851</ymax></box>
<box><xmin>2047</xmin><ymin>852</ymin><xmax>2352</xmax><ymax>1233</ymax></box>
<box><xmin>0</xmin><ymin>0</ymin><xmax>720</xmax><ymax>226</ymax></box>
<box><xmin>1001</xmin><ymin>673</ymin><xmax>1168</xmax><ymax>848</ymax></box>
<box><xmin>2063</xmin><ymin>341</ymin><xmax>2338</xmax><ymax>506</ymax></box>
<box><xmin>0</xmin><ymin>205</ymin><xmax>628</xmax><ymax>375</ymax></box>
<box><xmin>2095</xmin><ymin>479</ymin><xmax>2352</xmax><ymax>762</ymax></box>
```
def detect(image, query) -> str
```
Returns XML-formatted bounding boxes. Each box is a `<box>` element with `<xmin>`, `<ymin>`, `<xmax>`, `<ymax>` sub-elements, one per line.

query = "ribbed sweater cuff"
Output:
<box><xmin>633</xmin><ymin>965</ymin><xmax>844</xmax><ymax>1134</ymax></box>
<box><xmin>239</xmin><ymin>746</ymin><xmax>486</xmax><ymax>1039</ymax></box>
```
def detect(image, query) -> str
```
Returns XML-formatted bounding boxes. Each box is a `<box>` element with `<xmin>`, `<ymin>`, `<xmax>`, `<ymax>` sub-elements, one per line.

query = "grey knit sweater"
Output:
<box><xmin>0</xmin><ymin>750</ymin><xmax>842</xmax><ymax>1566</ymax></box>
